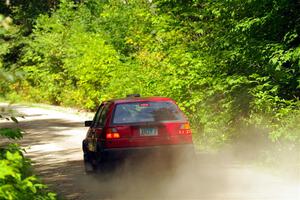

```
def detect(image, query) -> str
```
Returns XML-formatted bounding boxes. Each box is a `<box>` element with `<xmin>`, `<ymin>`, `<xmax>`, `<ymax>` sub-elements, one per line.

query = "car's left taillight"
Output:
<box><xmin>106</xmin><ymin>128</ymin><xmax>120</xmax><ymax>139</ymax></box>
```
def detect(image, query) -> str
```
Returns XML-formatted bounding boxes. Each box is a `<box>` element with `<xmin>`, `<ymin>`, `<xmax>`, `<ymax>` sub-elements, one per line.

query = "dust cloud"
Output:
<box><xmin>1</xmin><ymin>104</ymin><xmax>299</xmax><ymax>200</ymax></box>
<box><xmin>75</xmin><ymin>148</ymin><xmax>300</xmax><ymax>200</ymax></box>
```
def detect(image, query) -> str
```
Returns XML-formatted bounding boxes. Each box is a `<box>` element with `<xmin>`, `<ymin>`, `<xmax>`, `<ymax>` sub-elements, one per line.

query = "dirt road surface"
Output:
<box><xmin>1</xmin><ymin>104</ymin><xmax>300</xmax><ymax>200</ymax></box>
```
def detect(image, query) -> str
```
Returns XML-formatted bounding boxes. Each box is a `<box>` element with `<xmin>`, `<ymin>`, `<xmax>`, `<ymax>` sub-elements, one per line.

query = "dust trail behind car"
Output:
<box><xmin>0</xmin><ymin>103</ymin><xmax>299</xmax><ymax>200</ymax></box>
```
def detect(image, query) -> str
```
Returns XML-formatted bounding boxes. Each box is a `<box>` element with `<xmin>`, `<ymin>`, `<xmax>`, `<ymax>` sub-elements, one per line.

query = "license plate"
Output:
<box><xmin>140</xmin><ymin>127</ymin><xmax>158</xmax><ymax>136</ymax></box>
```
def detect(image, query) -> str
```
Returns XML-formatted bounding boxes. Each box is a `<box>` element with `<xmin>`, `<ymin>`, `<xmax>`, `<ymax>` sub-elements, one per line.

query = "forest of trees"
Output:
<box><xmin>1</xmin><ymin>0</ymin><xmax>300</xmax><ymax>149</ymax></box>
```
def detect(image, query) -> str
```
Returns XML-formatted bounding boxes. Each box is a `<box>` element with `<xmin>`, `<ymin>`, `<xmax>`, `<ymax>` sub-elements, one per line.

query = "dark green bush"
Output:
<box><xmin>0</xmin><ymin>145</ymin><xmax>56</xmax><ymax>200</ymax></box>
<box><xmin>1</xmin><ymin>0</ymin><xmax>299</xmax><ymax>149</ymax></box>
<box><xmin>0</xmin><ymin>107</ymin><xmax>57</xmax><ymax>200</ymax></box>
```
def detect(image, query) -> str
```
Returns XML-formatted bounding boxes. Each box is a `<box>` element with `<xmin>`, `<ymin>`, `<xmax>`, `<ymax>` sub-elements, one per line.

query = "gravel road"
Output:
<box><xmin>0</xmin><ymin>104</ymin><xmax>299</xmax><ymax>200</ymax></box>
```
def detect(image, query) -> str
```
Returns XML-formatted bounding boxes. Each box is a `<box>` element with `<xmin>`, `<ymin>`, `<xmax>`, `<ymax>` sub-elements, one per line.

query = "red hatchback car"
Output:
<box><xmin>82</xmin><ymin>95</ymin><xmax>194</xmax><ymax>172</ymax></box>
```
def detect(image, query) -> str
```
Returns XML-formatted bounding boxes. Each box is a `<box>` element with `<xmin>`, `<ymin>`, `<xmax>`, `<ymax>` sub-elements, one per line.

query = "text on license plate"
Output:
<box><xmin>139</xmin><ymin>128</ymin><xmax>158</xmax><ymax>136</ymax></box>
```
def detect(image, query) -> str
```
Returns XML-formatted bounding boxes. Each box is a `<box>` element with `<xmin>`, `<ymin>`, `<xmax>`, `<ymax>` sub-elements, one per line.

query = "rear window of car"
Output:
<box><xmin>112</xmin><ymin>101</ymin><xmax>185</xmax><ymax>124</ymax></box>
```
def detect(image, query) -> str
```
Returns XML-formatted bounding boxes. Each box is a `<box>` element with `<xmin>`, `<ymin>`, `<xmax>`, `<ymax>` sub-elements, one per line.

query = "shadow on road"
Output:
<box><xmin>1</xmin><ymin>118</ymin><xmax>84</xmax><ymax>146</ymax></box>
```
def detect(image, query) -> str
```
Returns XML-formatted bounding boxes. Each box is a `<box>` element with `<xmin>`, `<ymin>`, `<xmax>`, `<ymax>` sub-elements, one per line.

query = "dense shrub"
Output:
<box><xmin>0</xmin><ymin>107</ymin><xmax>57</xmax><ymax>200</ymax></box>
<box><xmin>1</xmin><ymin>0</ymin><xmax>299</xmax><ymax>148</ymax></box>
<box><xmin>0</xmin><ymin>145</ymin><xmax>56</xmax><ymax>200</ymax></box>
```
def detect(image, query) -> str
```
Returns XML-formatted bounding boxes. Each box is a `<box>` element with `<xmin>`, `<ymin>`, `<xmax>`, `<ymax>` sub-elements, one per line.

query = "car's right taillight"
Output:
<box><xmin>106</xmin><ymin>128</ymin><xmax>120</xmax><ymax>139</ymax></box>
<box><xmin>178</xmin><ymin>123</ymin><xmax>192</xmax><ymax>135</ymax></box>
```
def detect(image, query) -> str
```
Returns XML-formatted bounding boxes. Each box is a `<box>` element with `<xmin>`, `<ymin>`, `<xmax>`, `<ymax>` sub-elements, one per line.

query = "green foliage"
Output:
<box><xmin>0</xmin><ymin>106</ymin><xmax>57</xmax><ymax>199</ymax></box>
<box><xmin>0</xmin><ymin>14</ymin><xmax>24</xmax><ymax>99</ymax></box>
<box><xmin>0</xmin><ymin>145</ymin><xmax>56</xmax><ymax>200</ymax></box>
<box><xmin>0</xmin><ymin>128</ymin><xmax>22</xmax><ymax>140</ymax></box>
<box><xmin>1</xmin><ymin>0</ymin><xmax>300</xmax><ymax>148</ymax></box>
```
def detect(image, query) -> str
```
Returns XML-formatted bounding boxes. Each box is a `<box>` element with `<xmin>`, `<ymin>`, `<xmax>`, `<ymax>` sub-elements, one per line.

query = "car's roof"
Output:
<box><xmin>105</xmin><ymin>96</ymin><xmax>175</xmax><ymax>104</ymax></box>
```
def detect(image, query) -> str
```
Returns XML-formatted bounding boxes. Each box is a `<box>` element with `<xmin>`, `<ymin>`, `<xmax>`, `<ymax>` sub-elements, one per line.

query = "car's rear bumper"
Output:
<box><xmin>101</xmin><ymin>143</ymin><xmax>194</xmax><ymax>161</ymax></box>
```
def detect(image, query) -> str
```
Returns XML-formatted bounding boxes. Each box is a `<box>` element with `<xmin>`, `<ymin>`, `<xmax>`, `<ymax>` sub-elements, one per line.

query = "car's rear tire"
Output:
<box><xmin>82</xmin><ymin>141</ymin><xmax>99</xmax><ymax>173</ymax></box>
<box><xmin>83</xmin><ymin>151</ymin><xmax>98</xmax><ymax>173</ymax></box>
